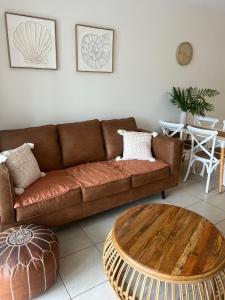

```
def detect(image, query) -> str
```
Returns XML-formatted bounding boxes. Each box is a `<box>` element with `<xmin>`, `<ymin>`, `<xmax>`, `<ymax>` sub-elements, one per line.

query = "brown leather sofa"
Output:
<box><xmin>0</xmin><ymin>117</ymin><xmax>182</xmax><ymax>231</ymax></box>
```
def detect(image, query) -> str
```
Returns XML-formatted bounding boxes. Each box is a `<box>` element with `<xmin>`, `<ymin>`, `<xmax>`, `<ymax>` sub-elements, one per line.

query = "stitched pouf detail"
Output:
<box><xmin>0</xmin><ymin>224</ymin><xmax>59</xmax><ymax>300</ymax></box>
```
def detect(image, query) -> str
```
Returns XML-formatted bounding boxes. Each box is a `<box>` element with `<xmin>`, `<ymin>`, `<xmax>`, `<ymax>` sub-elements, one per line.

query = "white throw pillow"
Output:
<box><xmin>116</xmin><ymin>130</ymin><xmax>158</xmax><ymax>162</ymax></box>
<box><xmin>0</xmin><ymin>143</ymin><xmax>45</xmax><ymax>195</ymax></box>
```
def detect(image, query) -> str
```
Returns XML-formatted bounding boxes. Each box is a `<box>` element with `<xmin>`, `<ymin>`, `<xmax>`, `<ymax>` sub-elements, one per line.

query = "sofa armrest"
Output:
<box><xmin>0</xmin><ymin>163</ymin><xmax>15</xmax><ymax>225</ymax></box>
<box><xmin>152</xmin><ymin>135</ymin><xmax>183</xmax><ymax>175</ymax></box>
<box><xmin>138</xmin><ymin>129</ymin><xmax>183</xmax><ymax>175</ymax></box>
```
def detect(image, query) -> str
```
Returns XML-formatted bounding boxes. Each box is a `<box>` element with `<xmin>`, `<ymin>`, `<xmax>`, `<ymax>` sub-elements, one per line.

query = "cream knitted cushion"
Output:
<box><xmin>0</xmin><ymin>143</ymin><xmax>45</xmax><ymax>195</ymax></box>
<box><xmin>116</xmin><ymin>130</ymin><xmax>158</xmax><ymax>162</ymax></box>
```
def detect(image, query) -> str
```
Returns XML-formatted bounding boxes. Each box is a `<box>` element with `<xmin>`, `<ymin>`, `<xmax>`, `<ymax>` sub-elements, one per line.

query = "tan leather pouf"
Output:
<box><xmin>0</xmin><ymin>224</ymin><xmax>59</xmax><ymax>300</ymax></box>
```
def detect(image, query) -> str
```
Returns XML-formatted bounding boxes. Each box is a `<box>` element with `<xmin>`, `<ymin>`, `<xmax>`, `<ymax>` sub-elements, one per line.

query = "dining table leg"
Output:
<box><xmin>219</xmin><ymin>145</ymin><xmax>225</xmax><ymax>193</ymax></box>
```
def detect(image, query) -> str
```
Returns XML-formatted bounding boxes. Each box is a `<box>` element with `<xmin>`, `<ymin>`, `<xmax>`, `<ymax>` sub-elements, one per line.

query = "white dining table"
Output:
<box><xmin>184</xmin><ymin>125</ymin><xmax>225</xmax><ymax>193</ymax></box>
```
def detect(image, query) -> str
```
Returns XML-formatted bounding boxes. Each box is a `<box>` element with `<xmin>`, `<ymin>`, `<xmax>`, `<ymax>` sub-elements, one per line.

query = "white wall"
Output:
<box><xmin>0</xmin><ymin>0</ymin><xmax>225</xmax><ymax>130</ymax></box>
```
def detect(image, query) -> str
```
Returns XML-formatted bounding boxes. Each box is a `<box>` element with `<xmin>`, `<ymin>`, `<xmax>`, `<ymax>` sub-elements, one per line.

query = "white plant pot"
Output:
<box><xmin>180</xmin><ymin>111</ymin><xmax>187</xmax><ymax>125</ymax></box>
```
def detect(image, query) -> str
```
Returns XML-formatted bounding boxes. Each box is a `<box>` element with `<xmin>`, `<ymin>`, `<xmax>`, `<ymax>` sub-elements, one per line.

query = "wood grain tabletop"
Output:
<box><xmin>113</xmin><ymin>204</ymin><xmax>225</xmax><ymax>280</ymax></box>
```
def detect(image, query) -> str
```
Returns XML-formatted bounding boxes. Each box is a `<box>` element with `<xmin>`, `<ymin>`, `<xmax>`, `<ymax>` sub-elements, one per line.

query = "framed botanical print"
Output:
<box><xmin>5</xmin><ymin>12</ymin><xmax>58</xmax><ymax>69</ymax></box>
<box><xmin>76</xmin><ymin>24</ymin><xmax>114</xmax><ymax>73</ymax></box>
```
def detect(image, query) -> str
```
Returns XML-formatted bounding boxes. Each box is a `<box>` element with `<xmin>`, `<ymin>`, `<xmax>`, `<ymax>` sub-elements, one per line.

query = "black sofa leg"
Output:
<box><xmin>161</xmin><ymin>191</ymin><xmax>166</xmax><ymax>199</ymax></box>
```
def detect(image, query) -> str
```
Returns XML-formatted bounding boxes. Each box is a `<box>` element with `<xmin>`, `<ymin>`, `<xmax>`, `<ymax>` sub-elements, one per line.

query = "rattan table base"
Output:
<box><xmin>104</xmin><ymin>231</ymin><xmax>225</xmax><ymax>299</ymax></box>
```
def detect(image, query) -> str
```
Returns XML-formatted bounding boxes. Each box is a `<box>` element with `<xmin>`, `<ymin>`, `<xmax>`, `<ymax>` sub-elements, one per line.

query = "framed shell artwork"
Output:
<box><xmin>5</xmin><ymin>12</ymin><xmax>58</xmax><ymax>70</ymax></box>
<box><xmin>76</xmin><ymin>24</ymin><xmax>114</xmax><ymax>73</ymax></box>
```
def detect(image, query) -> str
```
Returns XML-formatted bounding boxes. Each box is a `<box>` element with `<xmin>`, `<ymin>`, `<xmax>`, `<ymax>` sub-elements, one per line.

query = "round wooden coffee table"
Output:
<box><xmin>103</xmin><ymin>204</ymin><xmax>225</xmax><ymax>299</ymax></box>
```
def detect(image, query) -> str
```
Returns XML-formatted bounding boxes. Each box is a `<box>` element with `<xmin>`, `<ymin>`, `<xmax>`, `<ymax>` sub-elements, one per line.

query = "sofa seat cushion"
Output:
<box><xmin>14</xmin><ymin>170</ymin><xmax>81</xmax><ymax>208</ymax></box>
<box><xmin>66</xmin><ymin>161</ymin><xmax>131</xmax><ymax>202</ymax></box>
<box><xmin>14</xmin><ymin>170</ymin><xmax>82</xmax><ymax>221</ymax></box>
<box><xmin>110</xmin><ymin>159</ymin><xmax>170</xmax><ymax>188</ymax></box>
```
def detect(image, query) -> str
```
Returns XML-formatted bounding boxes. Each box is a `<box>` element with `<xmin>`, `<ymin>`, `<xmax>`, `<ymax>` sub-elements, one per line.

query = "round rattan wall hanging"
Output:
<box><xmin>176</xmin><ymin>42</ymin><xmax>193</xmax><ymax>65</ymax></box>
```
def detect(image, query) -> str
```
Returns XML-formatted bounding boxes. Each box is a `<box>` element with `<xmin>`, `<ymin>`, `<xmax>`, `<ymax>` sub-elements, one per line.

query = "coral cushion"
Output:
<box><xmin>66</xmin><ymin>161</ymin><xmax>130</xmax><ymax>202</ymax></box>
<box><xmin>109</xmin><ymin>159</ymin><xmax>170</xmax><ymax>187</ymax></box>
<box><xmin>14</xmin><ymin>170</ymin><xmax>81</xmax><ymax>208</ymax></box>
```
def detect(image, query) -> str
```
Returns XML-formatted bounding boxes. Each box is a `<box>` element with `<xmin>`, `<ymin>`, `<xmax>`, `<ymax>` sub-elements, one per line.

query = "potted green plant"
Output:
<box><xmin>170</xmin><ymin>87</ymin><xmax>220</xmax><ymax>124</ymax></box>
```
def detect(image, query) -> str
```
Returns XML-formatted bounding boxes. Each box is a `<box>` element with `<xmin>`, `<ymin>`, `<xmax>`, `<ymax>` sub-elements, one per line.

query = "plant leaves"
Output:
<box><xmin>170</xmin><ymin>86</ymin><xmax>219</xmax><ymax>116</ymax></box>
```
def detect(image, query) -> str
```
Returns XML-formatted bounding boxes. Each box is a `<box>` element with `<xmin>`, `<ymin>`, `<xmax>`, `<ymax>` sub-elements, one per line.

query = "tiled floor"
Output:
<box><xmin>35</xmin><ymin>166</ymin><xmax>225</xmax><ymax>300</ymax></box>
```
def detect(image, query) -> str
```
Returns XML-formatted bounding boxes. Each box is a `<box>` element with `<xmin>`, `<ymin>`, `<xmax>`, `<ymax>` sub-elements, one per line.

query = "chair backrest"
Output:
<box><xmin>159</xmin><ymin>120</ymin><xmax>184</xmax><ymax>140</ymax></box>
<box><xmin>194</xmin><ymin>116</ymin><xmax>219</xmax><ymax>128</ymax></box>
<box><xmin>187</xmin><ymin>126</ymin><xmax>218</xmax><ymax>163</ymax></box>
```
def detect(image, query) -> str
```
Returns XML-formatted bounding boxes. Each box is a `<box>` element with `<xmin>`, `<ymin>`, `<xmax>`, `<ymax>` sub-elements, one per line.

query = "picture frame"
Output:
<box><xmin>5</xmin><ymin>12</ymin><xmax>58</xmax><ymax>70</ymax></box>
<box><xmin>75</xmin><ymin>24</ymin><xmax>114</xmax><ymax>73</ymax></box>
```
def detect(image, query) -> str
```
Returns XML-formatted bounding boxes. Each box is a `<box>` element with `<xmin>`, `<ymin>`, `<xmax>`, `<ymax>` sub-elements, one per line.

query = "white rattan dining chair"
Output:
<box><xmin>194</xmin><ymin>116</ymin><xmax>219</xmax><ymax>128</ymax></box>
<box><xmin>194</xmin><ymin>116</ymin><xmax>220</xmax><ymax>172</ymax></box>
<box><xmin>214</xmin><ymin>119</ymin><xmax>225</xmax><ymax>163</ymax></box>
<box><xmin>159</xmin><ymin>120</ymin><xmax>184</xmax><ymax>140</ymax></box>
<box><xmin>184</xmin><ymin>126</ymin><xmax>219</xmax><ymax>193</ymax></box>
<box><xmin>183</xmin><ymin>115</ymin><xmax>218</xmax><ymax>156</ymax></box>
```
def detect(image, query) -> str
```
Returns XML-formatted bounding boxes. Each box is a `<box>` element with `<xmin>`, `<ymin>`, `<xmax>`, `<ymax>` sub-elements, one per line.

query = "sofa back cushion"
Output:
<box><xmin>101</xmin><ymin>117</ymin><xmax>137</xmax><ymax>160</ymax></box>
<box><xmin>0</xmin><ymin>125</ymin><xmax>63</xmax><ymax>171</ymax></box>
<box><xmin>57</xmin><ymin>119</ymin><xmax>105</xmax><ymax>167</ymax></box>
